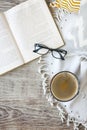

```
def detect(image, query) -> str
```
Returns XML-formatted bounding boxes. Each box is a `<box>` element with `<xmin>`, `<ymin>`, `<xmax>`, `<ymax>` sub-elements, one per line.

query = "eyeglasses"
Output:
<box><xmin>33</xmin><ymin>43</ymin><xmax>67</xmax><ymax>60</ymax></box>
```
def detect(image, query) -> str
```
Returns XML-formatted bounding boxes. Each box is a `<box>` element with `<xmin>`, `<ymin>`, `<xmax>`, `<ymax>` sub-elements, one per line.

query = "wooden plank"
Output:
<box><xmin>0</xmin><ymin>59</ymin><xmax>74</xmax><ymax>130</ymax></box>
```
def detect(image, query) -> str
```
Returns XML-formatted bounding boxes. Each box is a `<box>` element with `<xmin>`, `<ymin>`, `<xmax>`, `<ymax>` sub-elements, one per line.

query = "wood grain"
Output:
<box><xmin>0</xmin><ymin>1</ymin><xmax>83</xmax><ymax>130</ymax></box>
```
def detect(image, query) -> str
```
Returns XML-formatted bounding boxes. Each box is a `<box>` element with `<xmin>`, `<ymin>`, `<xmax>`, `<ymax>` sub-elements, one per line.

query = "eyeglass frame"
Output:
<box><xmin>33</xmin><ymin>43</ymin><xmax>67</xmax><ymax>60</ymax></box>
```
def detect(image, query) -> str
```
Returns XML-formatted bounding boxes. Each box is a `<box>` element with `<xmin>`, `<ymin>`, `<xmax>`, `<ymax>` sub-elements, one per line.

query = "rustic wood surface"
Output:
<box><xmin>0</xmin><ymin>1</ymin><xmax>83</xmax><ymax>130</ymax></box>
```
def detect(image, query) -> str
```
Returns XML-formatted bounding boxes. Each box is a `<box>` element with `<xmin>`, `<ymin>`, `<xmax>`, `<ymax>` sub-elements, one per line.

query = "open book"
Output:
<box><xmin>0</xmin><ymin>0</ymin><xmax>64</xmax><ymax>75</ymax></box>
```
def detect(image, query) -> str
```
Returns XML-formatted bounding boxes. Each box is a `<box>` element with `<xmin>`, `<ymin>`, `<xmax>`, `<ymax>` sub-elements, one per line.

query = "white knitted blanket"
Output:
<box><xmin>39</xmin><ymin>0</ymin><xmax>87</xmax><ymax>129</ymax></box>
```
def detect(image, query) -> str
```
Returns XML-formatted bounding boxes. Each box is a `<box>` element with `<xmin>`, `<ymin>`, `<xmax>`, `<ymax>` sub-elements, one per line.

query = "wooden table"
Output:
<box><xmin>0</xmin><ymin>1</ymin><xmax>83</xmax><ymax>130</ymax></box>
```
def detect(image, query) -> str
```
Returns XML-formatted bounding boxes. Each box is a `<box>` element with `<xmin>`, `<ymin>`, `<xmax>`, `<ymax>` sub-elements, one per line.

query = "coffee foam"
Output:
<box><xmin>51</xmin><ymin>72</ymin><xmax>79</xmax><ymax>102</ymax></box>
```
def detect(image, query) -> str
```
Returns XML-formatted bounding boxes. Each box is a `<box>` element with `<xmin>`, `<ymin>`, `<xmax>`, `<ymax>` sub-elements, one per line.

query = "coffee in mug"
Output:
<box><xmin>50</xmin><ymin>71</ymin><xmax>79</xmax><ymax>102</ymax></box>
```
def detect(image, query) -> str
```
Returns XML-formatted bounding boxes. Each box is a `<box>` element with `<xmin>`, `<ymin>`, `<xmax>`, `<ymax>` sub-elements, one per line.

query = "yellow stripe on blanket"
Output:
<box><xmin>50</xmin><ymin>0</ymin><xmax>80</xmax><ymax>12</ymax></box>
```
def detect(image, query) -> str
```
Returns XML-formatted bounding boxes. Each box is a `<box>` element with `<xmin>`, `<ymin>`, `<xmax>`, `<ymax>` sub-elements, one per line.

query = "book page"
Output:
<box><xmin>0</xmin><ymin>13</ymin><xmax>23</xmax><ymax>75</ymax></box>
<box><xmin>4</xmin><ymin>0</ymin><xmax>64</xmax><ymax>63</ymax></box>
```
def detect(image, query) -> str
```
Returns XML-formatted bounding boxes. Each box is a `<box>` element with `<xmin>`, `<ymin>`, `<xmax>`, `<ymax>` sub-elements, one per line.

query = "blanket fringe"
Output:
<box><xmin>38</xmin><ymin>56</ymin><xmax>87</xmax><ymax>130</ymax></box>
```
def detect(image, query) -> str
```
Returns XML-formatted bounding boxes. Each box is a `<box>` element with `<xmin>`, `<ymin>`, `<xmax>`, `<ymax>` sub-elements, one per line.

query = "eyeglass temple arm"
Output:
<box><xmin>33</xmin><ymin>43</ymin><xmax>49</xmax><ymax>53</ymax></box>
<box><xmin>58</xmin><ymin>52</ymin><xmax>65</xmax><ymax>60</ymax></box>
<box><xmin>34</xmin><ymin>43</ymin><xmax>51</xmax><ymax>49</ymax></box>
<box><xmin>57</xmin><ymin>49</ymin><xmax>67</xmax><ymax>60</ymax></box>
